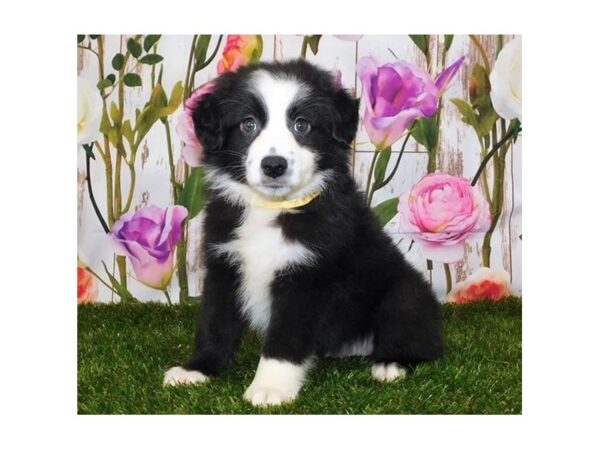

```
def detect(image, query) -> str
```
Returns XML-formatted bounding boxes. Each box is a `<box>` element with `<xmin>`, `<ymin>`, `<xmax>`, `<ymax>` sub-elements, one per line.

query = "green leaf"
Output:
<box><xmin>77</xmin><ymin>34</ymin><xmax>85</xmax><ymax>43</ymax></box>
<box><xmin>139</xmin><ymin>54</ymin><xmax>164</xmax><ymax>65</ymax></box>
<box><xmin>82</xmin><ymin>143</ymin><xmax>95</xmax><ymax>159</ymax></box>
<box><xmin>194</xmin><ymin>35</ymin><xmax>212</xmax><ymax>68</ymax></box>
<box><xmin>451</xmin><ymin>98</ymin><xmax>478</xmax><ymax>130</ymax></box>
<box><xmin>469</xmin><ymin>63</ymin><xmax>491</xmax><ymax>108</ymax></box>
<box><xmin>106</xmin><ymin>73</ymin><xmax>116</xmax><ymax>84</ymax></box>
<box><xmin>112</xmin><ymin>53</ymin><xmax>125</xmax><ymax>71</ymax></box>
<box><xmin>99</xmin><ymin>109</ymin><xmax>112</xmax><ymax>136</ymax></box>
<box><xmin>123</xmin><ymin>73</ymin><xmax>142</xmax><ymax>87</ymax></box>
<box><xmin>152</xmin><ymin>84</ymin><xmax>168</xmax><ymax>109</ymax></box>
<box><xmin>156</xmin><ymin>82</ymin><xmax>185</xmax><ymax>119</ymax></box>
<box><xmin>477</xmin><ymin>107</ymin><xmax>499</xmax><ymax>137</ymax></box>
<box><xmin>143</xmin><ymin>34</ymin><xmax>161</xmax><ymax>52</ymax></box>
<box><xmin>409</xmin><ymin>35</ymin><xmax>429</xmax><ymax>56</ymax></box>
<box><xmin>178</xmin><ymin>167</ymin><xmax>208</xmax><ymax>220</ymax></box>
<box><xmin>251</xmin><ymin>35</ymin><xmax>264</xmax><ymax>62</ymax></box>
<box><xmin>122</xmin><ymin>120</ymin><xmax>135</xmax><ymax>149</ymax></box>
<box><xmin>109</xmin><ymin>102</ymin><xmax>122</xmax><ymax>125</ymax></box>
<box><xmin>89</xmin><ymin>35</ymin><xmax>100</xmax><ymax>40</ymax></box>
<box><xmin>133</xmin><ymin>85</ymin><xmax>165</xmax><ymax>144</ymax></box>
<box><xmin>168</xmin><ymin>81</ymin><xmax>184</xmax><ymax>109</ymax></box>
<box><xmin>374</xmin><ymin>147</ymin><xmax>391</xmax><ymax>183</ymax></box>
<box><xmin>101</xmin><ymin>261</ymin><xmax>136</xmax><ymax>303</ymax></box>
<box><xmin>411</xmin><ymin>117</ymin><xmax>439</xmax><ymax>151</ymax></box>
<box><xmin>127</xmin><ymin>38</ymin><xmax>142</xmax><ymax>58</ymax></box>
<box><xmin>372</xmin><ymin>198</ymin><xmax>399</xmax><ymax>227</ymax></box>
<box><xmin>306</xmin><ymin>35</ymin><xmax>322</xmax><ymax>56</ymax></box>
<box><xmin>444</xmin><ymin>35</ymin><xmax>454</xmax><ymax>52</ymax></box>
<box><xmin>96</xmin><ymin>77</ymin><xmax>114</xmax><ymax>90</ymax></box>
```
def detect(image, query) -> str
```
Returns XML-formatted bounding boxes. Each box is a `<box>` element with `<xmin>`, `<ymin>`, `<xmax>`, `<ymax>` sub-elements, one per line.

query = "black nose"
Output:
<box><xmin>260</xmin><ymin>156</ymin><xmax>288</xmax><ymax>178</ymax></box>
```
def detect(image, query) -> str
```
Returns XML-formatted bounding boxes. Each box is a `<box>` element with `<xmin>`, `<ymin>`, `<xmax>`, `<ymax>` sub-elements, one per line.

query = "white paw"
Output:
<box><xmin>163</xmin><ymin>366</ymin><xmax>209</xmax><ymax>386</ymax></box>
<box><xmin>243</xmin><ymin>384</ymin><xmax>296</xmax><ymax>407</ymax></box>
<box><xmin>371</xmin><ymin>362</ymin><xmax>408</xmax><ymax>382</ymax></box>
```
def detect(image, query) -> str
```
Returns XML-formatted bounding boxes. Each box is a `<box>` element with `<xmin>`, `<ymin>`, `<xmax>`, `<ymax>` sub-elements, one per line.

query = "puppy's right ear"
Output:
<box><xmin>191</xmin><ymin>93</ymin><xmax>223</xmax><ymax>153</ymax></box>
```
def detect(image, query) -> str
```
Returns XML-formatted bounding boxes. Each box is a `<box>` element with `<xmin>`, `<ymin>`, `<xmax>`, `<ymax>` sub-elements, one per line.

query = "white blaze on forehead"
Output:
<box><xmin>244</xmin><ymin>71</ymin><xmax>318</xmax><ymax>199</ymax></box>
<box><xmin>251</xmin><ymin>71</ymin><xmax>306</xmax><ymax>126</ymax></box>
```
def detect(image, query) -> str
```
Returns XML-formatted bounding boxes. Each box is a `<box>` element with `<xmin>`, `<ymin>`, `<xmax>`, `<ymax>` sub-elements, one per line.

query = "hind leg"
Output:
<box><xmin>371</xmin><ymin>275</ymin><xmax>443</xmax><ymax>382</ymax></box>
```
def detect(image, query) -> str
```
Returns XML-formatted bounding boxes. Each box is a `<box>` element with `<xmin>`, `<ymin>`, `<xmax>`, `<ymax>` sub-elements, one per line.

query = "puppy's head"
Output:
<box><xmin>191</xmin><ymin>59</ymin><xmax>359</xmax><ymax>201</ymax></box>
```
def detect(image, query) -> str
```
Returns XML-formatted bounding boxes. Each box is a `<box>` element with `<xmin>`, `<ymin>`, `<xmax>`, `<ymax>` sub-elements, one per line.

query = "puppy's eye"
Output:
<box><xmin>241</xmin><ymin>117</ymin><xmax>257</xmax><ymax>133</ymax></box>
<box><xmin>293</xmin><ymin>118</ymin><xmax>311</xmax><ymax>134</ymax></box>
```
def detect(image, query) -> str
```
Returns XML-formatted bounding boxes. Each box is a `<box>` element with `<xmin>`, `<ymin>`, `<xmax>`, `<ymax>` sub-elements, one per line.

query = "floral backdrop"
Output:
<box><xmin>77</xmin><ymin>34</ymin><xmax>522</xmax><ymax>305</ymax></box>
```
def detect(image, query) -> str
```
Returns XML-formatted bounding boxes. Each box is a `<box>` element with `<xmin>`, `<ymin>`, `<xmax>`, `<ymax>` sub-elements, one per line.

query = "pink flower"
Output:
<box><xmin>110</xmin><ymin>205</ymin><xmax>188</xmax><ymax>290</ymax></box>
<box><xmin>217</xmin><ymin>35</ymin><xmax>263</xmax><ymax>75</ymax></box>
<box><xmin>445</xmin><ymin>268</ymin><xmax>513</xmax><ymax>304</ymax></box>
<box><xmin>398</xmin><ymin>173</ymin><xmax>490</xmax><ymax>263</ymax></box>
<box><xmin>78</xmin><ymin>266</ymin><xmax>98</xmax><ymax>304</ymax></box>
<box><xmin>357</xmin><ymin>55</ymin><xmax>464</xmax><ymax>149</ymax></box>
<box><xmin>175</xmin><ymin>82</ymin><xmax>215</xmax><ymax>167</ymax></box>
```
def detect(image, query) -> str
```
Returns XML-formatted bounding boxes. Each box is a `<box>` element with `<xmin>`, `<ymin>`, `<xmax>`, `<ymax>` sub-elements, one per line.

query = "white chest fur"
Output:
<box><xmin>213</xmin><ymin>208</ymin><xmax>314</xmax><ymax>333</ymax></box>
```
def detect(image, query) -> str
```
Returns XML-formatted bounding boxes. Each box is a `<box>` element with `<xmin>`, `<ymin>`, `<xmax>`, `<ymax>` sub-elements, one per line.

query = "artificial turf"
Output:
<box><xmin>78</xmin><ymin>298</ymin><xmax>521</xmax><ymax>414</ymax></box>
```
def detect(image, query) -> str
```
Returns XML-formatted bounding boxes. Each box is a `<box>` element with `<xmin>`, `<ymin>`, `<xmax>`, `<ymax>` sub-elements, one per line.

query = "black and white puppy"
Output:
<box><xmin>164</xmin><ymin>59</ymin><xmax>443</xmax><ymax>407</ymax></box>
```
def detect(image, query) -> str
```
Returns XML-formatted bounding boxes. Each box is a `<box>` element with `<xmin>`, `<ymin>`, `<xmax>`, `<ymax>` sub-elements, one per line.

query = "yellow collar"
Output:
<box><xmin>249</xmin><ymin>191</ymin><xmax>321</xmax><ymax>209</ymax></box>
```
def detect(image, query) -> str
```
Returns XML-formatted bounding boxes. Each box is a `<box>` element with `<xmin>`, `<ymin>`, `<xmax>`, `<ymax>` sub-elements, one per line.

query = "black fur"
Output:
<box><xmin>182</xmin><ymin>59</ymin><xmax>443</xmax><ymax>380</ymax></box>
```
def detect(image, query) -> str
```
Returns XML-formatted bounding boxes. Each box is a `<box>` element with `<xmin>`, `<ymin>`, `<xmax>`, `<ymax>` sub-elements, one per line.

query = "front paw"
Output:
<box><xmin>163</xmin><ymin>366</ymin><xmax>209</xmax><ymax>386</ymax></box>
<box><xmin>243</xmin><ymin>384</ymin><xmax>296</xmax><ymax>407</ymax></box>
<box><xmin>371</xmin><ymin>362</ymin><xmax>408</xmax><ymax>382</ymax></box>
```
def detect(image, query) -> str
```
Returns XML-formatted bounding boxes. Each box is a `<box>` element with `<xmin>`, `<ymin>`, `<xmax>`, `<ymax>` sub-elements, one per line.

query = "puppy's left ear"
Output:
<box><xmin>332</xmin><ymin>89</ymin><xmax>360</xmax><ymax>147</ymax></box>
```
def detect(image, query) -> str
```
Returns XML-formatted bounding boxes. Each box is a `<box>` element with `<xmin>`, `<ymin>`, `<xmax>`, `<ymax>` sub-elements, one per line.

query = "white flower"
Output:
<box><xmin>77</xmin><ymin>76</ymin><xmax>103</xmax><ymax>146</ymax></box>
<box><xmin>490</xmin><ymin>37</ymin><xmax>522</xmax><ymax>121</ymax></box>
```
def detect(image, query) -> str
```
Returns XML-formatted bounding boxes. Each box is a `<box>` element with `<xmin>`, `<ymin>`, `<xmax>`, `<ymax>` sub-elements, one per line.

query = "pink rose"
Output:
<box><xmin>175</xmin><ymin>82</ymin><xmax>215</xmax><ymax>167</ymax></box>
<box><xmin>445</xmin><ymin>268</ymin><xmax>513</xmax><ymax>304</ymax></box>
<box><xmin>398</xmin><ymin>173</ymin><xmax>491</xmax><ymax>263</ymax></box>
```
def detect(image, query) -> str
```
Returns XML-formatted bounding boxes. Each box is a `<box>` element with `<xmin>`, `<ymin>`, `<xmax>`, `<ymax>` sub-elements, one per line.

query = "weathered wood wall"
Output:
<box><xmin>77</xmin><ymin>35</ymin><xmax>521</xmax><ymax>302</ymax></box>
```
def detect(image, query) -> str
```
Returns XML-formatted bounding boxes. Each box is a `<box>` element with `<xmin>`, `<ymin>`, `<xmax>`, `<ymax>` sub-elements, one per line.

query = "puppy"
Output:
<box><xmin>164</xmin><ymin>59</ymin><xmax>443</xmax><ymax>407</ymax></box>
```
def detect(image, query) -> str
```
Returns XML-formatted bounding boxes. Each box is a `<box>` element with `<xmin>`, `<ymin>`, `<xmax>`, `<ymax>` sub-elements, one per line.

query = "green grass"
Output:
<box><xmin>78</xmin><ymin>298</ymin><xmax>521</xmax><ymax>414</ymax></box>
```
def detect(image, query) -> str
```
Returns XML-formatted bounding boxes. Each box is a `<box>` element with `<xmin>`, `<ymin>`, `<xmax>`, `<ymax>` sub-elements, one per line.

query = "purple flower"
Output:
<box><xmin>110</xmin><ymin>205</ymin><xmax>188</xmax><ymax>290</ymax></box>
<box><xmin>358</xmin><ymin>55</ymin><xmax>465</xmax><ymax>149</ymax></box>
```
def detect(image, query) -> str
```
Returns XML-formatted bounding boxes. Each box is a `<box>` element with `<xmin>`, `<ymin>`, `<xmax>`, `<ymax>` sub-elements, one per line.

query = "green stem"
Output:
<box><xmin>364</xmin><ymin>150</ymin><xmax>379</xmax><ymax>205</ymax></box>
<box><xmin>443</xmin><ymin>263</ymin><xmax>452</xmax><ymax>294</ymax></box>
<box><xmin>164</xmin><ymin>120</ymin><xmax>179</xmax><ymax>203</ymax></box>
<box><xmin>469</xmin><ymin>35</ymin><xmax>491</xmax><ymax>74</ymax></box>
<box><xmin>184</xmin><ymin>35</ymin><xmax>198</xmax><ymax>99</ymax></box>
<box><xmin>116</xmin><ymin>254</ymin><xmax>127</xmax><ymax>288</ymax></box>
<box><xmin>471</xmin><ymin>121</ymin><xmax>520</xmax><ymax>187</ymax></box>
<box><xmin>479</xmin><ymin>138</ymin><xmax>493</xmax><ymax>205</ymax></box>
<box><xmin>85</xmin><ymin>266</ymin><xmax>119</xmax><ymax>295</ymax></box>
<box><xmin>151</xmin><ymin>44</ymin><xmax>157</xmax><ymax>90</ymax></box>
<box><xmin>194</xmin><ymin>35</ymin><xmax>223</xmax><ymax>73</ymax></box>
<box><xmin>372</xmin><ymin>133</ymin><xmax>411</xmax><ymax>191</ymax></box>
<box><xmin>176</xmin><ymin>223</ymin><xmax>189</xmax><ymax>304</ymax></box>
<box><xmin>163</xmin><ymin>289</ymin><xmax>173</xmax><ymax>306</ymax></box>
<box><xmin>121</xmin><ymin>158</ymin><xmax>136</xmax><ymax>214</ymax></box>
<box><xmin>481</xmin><ymin>120</ymin><xmax>512</xmax><ymax>267</ymax></box>
<box><xmin>84</xmin><ymin>144</ymin><xmax>110</xmax><ymax>233</ymax></box>
<box><xmin>300</xmin><ymin>37</ymin><xmax>309</xmax><ymax>59</ymax></box>
<box><xmin>96</xmin><ymin>37</ymin><xmax>114</xmax><ymax>227</ymax></box>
